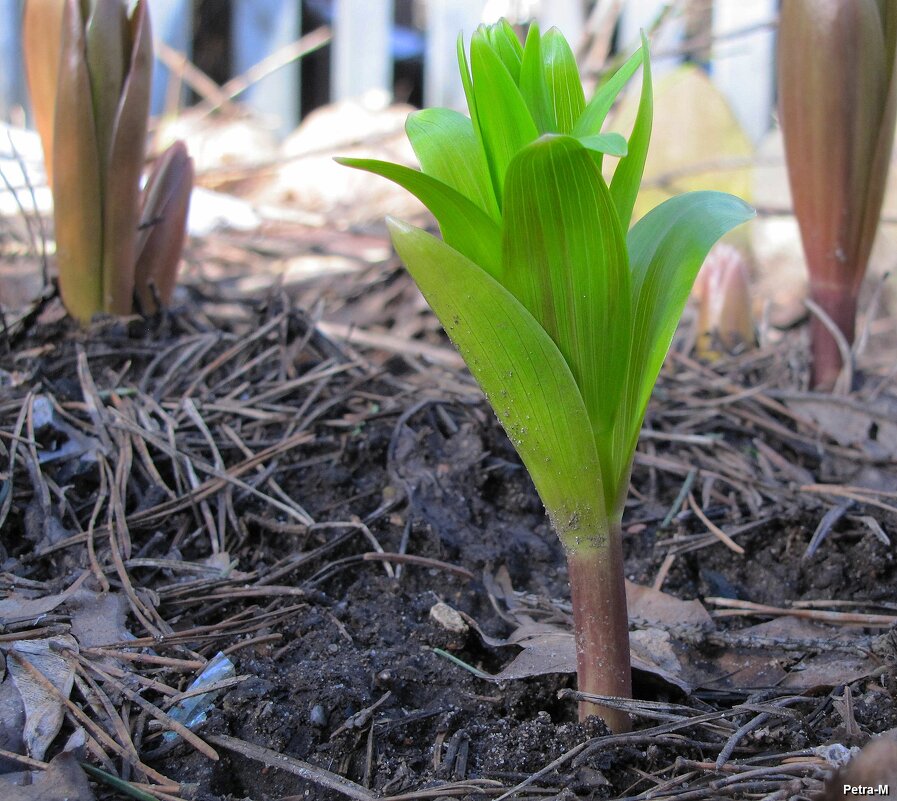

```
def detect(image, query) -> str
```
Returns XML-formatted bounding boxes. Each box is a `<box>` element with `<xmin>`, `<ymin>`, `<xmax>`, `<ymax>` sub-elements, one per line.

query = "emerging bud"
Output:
<box><xmin>134</xmin><ymin>141</ymin><xmax>194</xmax><ymax>313</ymax></box>
<box><xmin>693</xmin><ymin>243</ymin><xmax>754</xmax><ymax>360</ymax></box>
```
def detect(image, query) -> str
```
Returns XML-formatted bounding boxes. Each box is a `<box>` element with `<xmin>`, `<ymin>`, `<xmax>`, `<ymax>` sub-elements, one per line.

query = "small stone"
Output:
<box><xmin>429</xmin><ymin>602</ymin><xmax>468</xmax><ymax>635</ymax></box>
<box><xmin>310</xmin><ymin>705</ymin><xmax>328</xmax><ymax>726</ymax></box>
<box><xmin>374</xmin><ymin>670</ymin><xmax>394</xmax><ymax>687</ymax></box>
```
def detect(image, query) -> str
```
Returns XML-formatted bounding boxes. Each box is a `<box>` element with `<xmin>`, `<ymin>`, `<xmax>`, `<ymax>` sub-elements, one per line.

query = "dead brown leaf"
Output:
<box><xmin>6</xmin><ymin>636</ymin><xmax>77</xmax><ymax>761</ymax></box>
<box><xmin>0</xmin><ymin>752</ymin><xmax>94</xmax><ymax>801</ymax></box>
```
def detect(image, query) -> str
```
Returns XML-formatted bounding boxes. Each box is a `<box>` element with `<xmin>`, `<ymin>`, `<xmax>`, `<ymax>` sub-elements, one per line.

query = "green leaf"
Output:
<box><xmin>388</xmin><ymin>218</ymin><xmax>608</xmax><ymax>550</ymax></box>
<box><xmin>337</xmin><ymin>157</ymin><xmax>502</xmax><ymax>280</ymax></box>
<box><xmin>623</xmin><ymin>191</ymin><xmax>755</xmax><ymax>456</ymax></box>
<box><xmin>578</xmin><ymin>132</ymin><xmax>627</xmax><ymax>157</ymax></box>
<box><xmin>519</xmin><ymin>23</ymin><xmax>554</xmax><ymax>133</ymax></box>
<box><xmin>502</xmin><ymin>135</ymin><xmax>631</xmax><ymax>503</ymax></box>
<box><xmin>574</xmin><ymin>46</ymin><xmax>644</xmax><ymax>138</ymax></box>
<box><xmin>405</xmin><ymin>108</ymin><xmax>499</xmax><ymax>221</ymax></box>
<box><xmin>470</xmin><ymin>33</ymin><xmax>539</xmax><ymax>206</ymax></box>
<box><xmin>610</xmin><ymin>33</ymin><xmax>653</xmax><ymax>231</ymax></box>
<box><xmin>457</xmin><ymin>32</ymin><xmax>479</xmax><ymax>132</ymax></box>
<box><xmin>542</xmin><ymin>28</ymin><xmax>585</xmax><ymax>135</ymax></box>
<box><xmin>483</xmin><ymin>19</ymin><xmax>523</xmax><ymax>83</ymax></box>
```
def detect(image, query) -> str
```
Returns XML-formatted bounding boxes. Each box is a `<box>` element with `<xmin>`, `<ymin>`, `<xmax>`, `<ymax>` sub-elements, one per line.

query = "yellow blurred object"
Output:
<box><xmin>607</xmin><ymin>65</ymin><xmax>753</xmax><ymax>230</ymax></box>
<box><xmin>693</xmin><ymin>243</ymin><xmax>755</xmax><ymax>360</ymax></box>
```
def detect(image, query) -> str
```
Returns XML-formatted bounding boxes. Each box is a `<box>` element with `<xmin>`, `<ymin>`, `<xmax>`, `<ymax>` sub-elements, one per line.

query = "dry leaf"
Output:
<box><xmin>7</xmin><ymin>636</ymin><xmax>77</xmax><ymax>761</ymax></box>
<box><xmin>472</xmin><ymin>573</ymin><xmax>879</xmax><ymax>695</ymax></box>
<box><xmin>0</xmin><ymin>752</ymin><xmax>94</xmax><ymax>801</ymax></box>
<box><xmin>820</xmin><ymin>735</ymin><xmax>897</xmax><ymax>801</ymax></box>
<box><xmin>66</xmin><ymin>590</ymin><xmax>129</xmax><ymax>650</ymax></box>
<box><xmin>0</xmin><ymin>573</ymin><xmax>88</xmax><ymax>627</ymax></box>
<box><xmin>782</xmin><ymin>395</ymin><xmax>897</xmax><ymax>459</ymax></box>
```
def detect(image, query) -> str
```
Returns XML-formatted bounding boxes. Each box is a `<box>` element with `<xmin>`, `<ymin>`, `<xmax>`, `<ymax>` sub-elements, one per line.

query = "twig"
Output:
<box><xmin>687</xmin><ymin>493</ymin><xmax>745</xmax><ymax>555</ymax></box>
<box><xmin>205</xmin><ymin>734</ymin><xmax>377</xmax><ymax>801</ymax></box>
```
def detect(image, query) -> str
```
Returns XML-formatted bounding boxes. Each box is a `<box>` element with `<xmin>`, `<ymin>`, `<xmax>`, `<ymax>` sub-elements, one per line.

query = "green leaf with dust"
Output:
<box><xmin>388</xmin><ymin>217</ymin><xmax>607</xmax><ymax>548</ymax></box>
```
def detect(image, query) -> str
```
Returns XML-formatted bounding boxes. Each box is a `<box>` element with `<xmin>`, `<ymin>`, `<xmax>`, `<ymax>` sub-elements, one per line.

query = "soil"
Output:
<box><xmin>2</xmin><ymin>271</ymin><xmax>897</xmax><ymax>801</ymax></box>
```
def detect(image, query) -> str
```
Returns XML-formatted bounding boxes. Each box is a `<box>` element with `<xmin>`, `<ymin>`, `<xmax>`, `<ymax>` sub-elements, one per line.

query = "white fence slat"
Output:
<box><xmin>617</xmin><ymin>0</ymin><xmax>685</xmax><ymax>76</ymax></box>
<box><xmin>148</xmin><ymin>0</ymin><xmax>193</xmax><ymax>116</ymax></box>
<box><xmin>333</xmin><ymin>0</ymin><xmax>394</xmax><ymax>107</ymax></box>
<box><xmin>424</xmin><ymin>0</ymin><xmax>484</xmax><ymax>110</ymax></box>
<box><xmin>233</xmin><ymin>0</ymin><xmax>302</xmax><ymax>134</ymax></box>
<box><xmin>538</xmin><ymin>0</ymin><xmax>584</xmax><ymax>42</ymax></box>
<box><xmin>1</xmin><ymin>1</ymin><xmax>25</xmax><ymax>120</ymax></box>
<box><xmin>710</xmin><ymin>0</ymin><xmax>776</xmax><ymax>143</ymax></box>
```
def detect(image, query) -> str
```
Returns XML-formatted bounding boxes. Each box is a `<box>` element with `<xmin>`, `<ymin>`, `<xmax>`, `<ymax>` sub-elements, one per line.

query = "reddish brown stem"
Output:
<box><xmin>567</xmin><ymin>521</ymin><xmax>632</xmax><ymax>732</ymax></box>
<box><xmin>808</xmin><ymin>282</ymin><xmax>858</xmax><ymax>391</ymax></box>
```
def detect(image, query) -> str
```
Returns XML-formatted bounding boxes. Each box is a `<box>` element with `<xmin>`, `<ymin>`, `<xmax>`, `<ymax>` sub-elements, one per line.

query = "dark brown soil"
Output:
<box><xmin>2</xmin><ymin>283</ymin><xmax>896</xmax><ymax>801</ymax></box>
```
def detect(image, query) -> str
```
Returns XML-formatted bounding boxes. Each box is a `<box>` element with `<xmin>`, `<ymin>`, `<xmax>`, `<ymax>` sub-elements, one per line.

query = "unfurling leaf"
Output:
<box><xmin>22</xmin><ymin>0</ymin><xmax>64</xmax><ymax>186</ymax></box>
<box><xmin>135</xmin><ymin>142</ymin><xmax>195</xmax><ymax>312</ymax></box>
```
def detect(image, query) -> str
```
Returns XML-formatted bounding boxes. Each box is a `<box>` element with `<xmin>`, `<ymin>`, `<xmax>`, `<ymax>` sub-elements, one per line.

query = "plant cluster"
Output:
<box><xmin>342</xmin><ymin>20</ymin><xmax>753</xmax><ymax>731</ymax></box>
<box><xmin>22</xmin><ymin>0</ymin><xmax>194</xmax><ymax>324</ymax></box>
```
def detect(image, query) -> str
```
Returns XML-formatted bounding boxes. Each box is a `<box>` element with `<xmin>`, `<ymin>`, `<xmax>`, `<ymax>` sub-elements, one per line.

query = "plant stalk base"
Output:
<box><xmin>809</xmin><ymin>284</ymin><xmax>858</xmax><ymax>391</ymax></box>
<box><xmin>567</xmin><ymin>525</ymin><xmax>632</xmax><ymax>733</ymax></box>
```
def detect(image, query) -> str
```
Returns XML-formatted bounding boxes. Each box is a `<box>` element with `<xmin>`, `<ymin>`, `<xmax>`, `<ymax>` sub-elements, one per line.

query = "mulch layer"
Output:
<box><xmin>2</xmin><ymin>228</ymin><xmax>897</xmax><ymax>801</ymax></box>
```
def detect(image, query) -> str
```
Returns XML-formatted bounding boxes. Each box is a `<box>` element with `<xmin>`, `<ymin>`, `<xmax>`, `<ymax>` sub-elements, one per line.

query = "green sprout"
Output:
<box><xmin>340</xmin><ymin>20</ymin><xmax>753</xmax><ymax>732</ymax></box>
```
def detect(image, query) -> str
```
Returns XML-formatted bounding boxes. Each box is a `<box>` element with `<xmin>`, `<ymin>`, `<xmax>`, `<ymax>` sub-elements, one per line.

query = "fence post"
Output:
<box><xmin>233</xmin><ymin>0</ymin><xmax>302</xmax><ymax>135</ymax></box>
<box><xmin>424</xmin><ymin>0</ymin><xmax>483</xmax><ymax>110</ymax></box>
<box><xmin>1</xmin><ymin>1</ymin><xmax>25</xmax><ymax>121</ymax></box>
<box><xmin>710</xmin><ymin>0</ymin><xmax>776</xmax><ymax>144</ymax></box>
<box><xmin>148</xmin><ymin>0</ymin><xmax>193</xmax><ymax>116</ymax></box>
<box><xmin>333</xmin><ymin>0</ymin><xmax>395</xmax><ymax>107</ymax></box>
<box><xmin>617</xmin><ymin>0</ymin><xmax>685</xmax><ymax>75</ymax></box>
<box><xmin>538</xmin><ymin>0</ymin><xmax>584</xmax><ymax>43</ymax></box>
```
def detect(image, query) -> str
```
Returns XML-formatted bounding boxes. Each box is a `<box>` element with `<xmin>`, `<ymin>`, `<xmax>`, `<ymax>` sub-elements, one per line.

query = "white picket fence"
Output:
<box><xmin>0</xmin><ymin>0</ymin><xmax>777</xmax><ymax>143</ymax></box>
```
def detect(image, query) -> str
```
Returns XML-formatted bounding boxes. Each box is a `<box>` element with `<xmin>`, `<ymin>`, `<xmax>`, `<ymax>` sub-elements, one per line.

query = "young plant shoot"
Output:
<box><xmin>694</xmin><ymin>244</ymin><xmax>755</xmax><ymax>361</ymax></box>
<box><xmin>778</xmin><ymin>0</ymin><xmax>897</xmax><ymax>389</ymax></box>
<box><xmin>340</xmin><ymin>21</ymin><xmax>753</xmax><ymax>732</ymax></box>
<box><xmin>22</xmin><ymin>0</ymin><xmax>194</xmax><ymax>323</ymax></box>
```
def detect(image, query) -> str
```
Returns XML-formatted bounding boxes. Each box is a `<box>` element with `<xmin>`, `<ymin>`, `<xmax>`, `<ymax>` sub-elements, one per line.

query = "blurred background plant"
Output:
<box><xmin>693</xmin><ymin>242</ymin><xmax>754</xmax><ymax>361</ymax></box>
<box><xmin>22</xmin><ymin>0</ymin><xmax>193</xmax><ymax>323</ymax></box>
